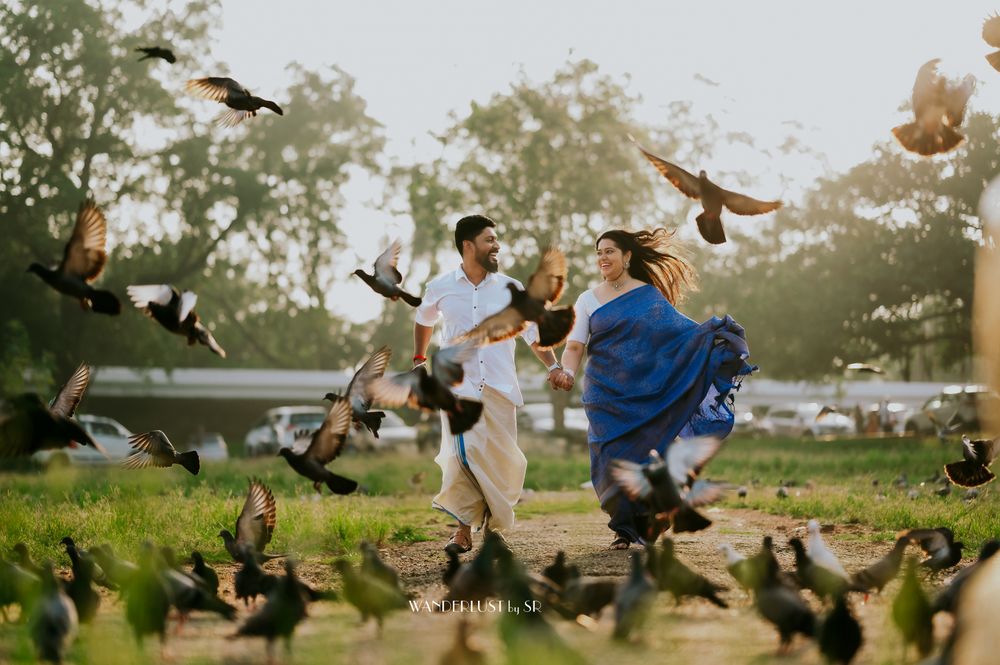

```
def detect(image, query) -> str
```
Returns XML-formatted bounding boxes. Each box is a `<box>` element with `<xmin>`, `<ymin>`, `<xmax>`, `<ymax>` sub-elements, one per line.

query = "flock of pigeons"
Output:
<box><xmin>6</xmin><ymin>13</ymin><xmax>1000</xmax><ymax>665</ymax></box>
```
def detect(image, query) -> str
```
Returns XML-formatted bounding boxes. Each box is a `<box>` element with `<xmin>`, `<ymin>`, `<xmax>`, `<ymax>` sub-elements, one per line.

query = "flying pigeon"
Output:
<box><xmin>122</xmin><ymin>430</ymin><xmax>200</xmax><ymax>475</ymax></box>
<box><xmin>0</xmin><ymin>363</ymin><xmax>105</xmax><ymax>458</ymax></box>
<box><xmin>454</xmin><ymin>248</ymin><xmax>574</xmax><ymax>349</ymax></box>
<box><xmin>370</xmin><ymin>341</ymin><xmax>484</xmax><ymax>435</ymax></box>
<box><xmin>220</xmin><ymin>478</ymin><xmax>283</xmax><ymax>563</ymax></box>
<box><xmin>325</xmin><ymin>346</ymin><xmax>392</xmax><ymax>438</ymax></box>
<box><xmin>186</xmin><ymin>77</ymin><xmax>283</xmax><ymax>127</ymax></box>
<box><xmin>892</xmin><ymin>59</ymin><xmax>975</xmax><ymax>156</ymax></box>
<box><xmin>984</xmin><ymin>14</ymin><xmax>1000</xmax><ymax>72</ymax></box>
<box><xmin>127</xmin><ymin>285</ymin><xmax>226</xmax><ymax>358</ymax></box>
<box><xmin>944</xmin><ymin>435</ymin><xmax>998</xmax><ymax>487</ymax></box>
<box><xmin>353</xmin><ymin>239</ymin><xmax>422</xmax><ymax>307</ymax></box>
<box><xmin>610</xmin><ymin>437</ymin><xmax>725</xmax><ymax>538</ymax></box>
<box><xmin>628</xmin><ymin>134</ymin><xmax>781</xmax><ymax>244</ymax></box>
<box><xmin>27</xmin><ymin>200</ymin><xmax>121</xmax><ymax>314</ymax></box>
<box><xmin>278</xmin><ymin>396</ymin><xmax>358</xmax><ymax>495</ymax></box>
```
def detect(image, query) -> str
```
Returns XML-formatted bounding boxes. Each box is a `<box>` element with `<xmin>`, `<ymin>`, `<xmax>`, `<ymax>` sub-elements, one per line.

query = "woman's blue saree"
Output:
<box><xmin>582</xmin><ymin>284</ymin><xmax>755</xmax><ymax>543</ymax></box>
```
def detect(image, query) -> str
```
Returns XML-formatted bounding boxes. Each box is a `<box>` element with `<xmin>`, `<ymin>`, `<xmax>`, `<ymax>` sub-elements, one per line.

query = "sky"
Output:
<box><xmin>208</xmin><ymin>0</ymin><xmax>1000</xmax><ymax>322</ymax></box>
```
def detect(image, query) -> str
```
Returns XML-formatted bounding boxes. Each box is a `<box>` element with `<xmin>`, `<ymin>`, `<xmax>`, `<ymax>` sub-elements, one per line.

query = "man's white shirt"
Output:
<box><xmin>415</xmin><ymin>266</ymin><xmax>539</xmax><ymax>407</ymax></box>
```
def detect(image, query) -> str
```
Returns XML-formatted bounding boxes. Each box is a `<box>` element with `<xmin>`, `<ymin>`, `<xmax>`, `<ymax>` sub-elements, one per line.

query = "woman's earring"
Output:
<box><xmin>625</xmin><ymin>261</ymin><xmax>630</xmax><ymax>269</ymax></box>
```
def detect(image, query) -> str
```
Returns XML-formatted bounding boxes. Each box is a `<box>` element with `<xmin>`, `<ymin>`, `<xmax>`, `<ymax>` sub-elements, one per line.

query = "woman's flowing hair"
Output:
<box><xmin>596</xmin><ymin>227</ymin><xmax>697</xmax><ymax>305</ymax></box>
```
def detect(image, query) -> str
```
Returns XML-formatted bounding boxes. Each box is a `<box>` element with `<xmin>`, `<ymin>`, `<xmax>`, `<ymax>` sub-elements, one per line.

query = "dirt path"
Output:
<box><xmin>0</xmin><ymin>492</ymin><xmax>961</xmax><ymax>664</ymax></box>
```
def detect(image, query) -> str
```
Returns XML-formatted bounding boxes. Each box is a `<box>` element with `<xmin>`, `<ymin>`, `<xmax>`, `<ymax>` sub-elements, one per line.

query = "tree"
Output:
<box><xmin>1</xmin><ymin>0</ymin><xmax>385</xmax><ymax>379</ymax></box>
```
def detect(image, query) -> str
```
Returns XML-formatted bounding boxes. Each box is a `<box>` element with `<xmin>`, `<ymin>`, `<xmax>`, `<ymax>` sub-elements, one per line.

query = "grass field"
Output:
<box><xmin>1</xmin><ymin>435</ymin><xmax>993</xmax><ymax>563</ymax></box>
<box><xmin>0</xmin><ymin>435</ymin><xmax>994</xmax><ymax>664</ymax></box>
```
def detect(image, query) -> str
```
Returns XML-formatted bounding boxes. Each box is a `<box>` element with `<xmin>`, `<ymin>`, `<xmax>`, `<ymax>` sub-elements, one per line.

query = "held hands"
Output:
<box><xmin>547</xmin><ymin>369</ymin><xmax>575</xmax><ymax>391</ymax></box>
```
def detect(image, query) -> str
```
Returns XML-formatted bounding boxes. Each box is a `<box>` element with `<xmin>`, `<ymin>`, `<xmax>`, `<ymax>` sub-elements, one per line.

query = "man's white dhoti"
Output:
<box><xmin>432</xmin><ymin>385</ymin><xmax>525</xmax><ymax>533</ymax></box>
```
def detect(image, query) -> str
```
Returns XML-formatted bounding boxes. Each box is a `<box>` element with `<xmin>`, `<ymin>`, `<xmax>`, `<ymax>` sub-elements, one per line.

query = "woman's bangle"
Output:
<box><xmin>564</xmin><ymin>367</ymin><xmax>575</xmax><ymax>378</ymax></box>
<box><xmin>413</xmin><ymin>354</ymin><xmax>427</xmax><ymax>363</ymax></box>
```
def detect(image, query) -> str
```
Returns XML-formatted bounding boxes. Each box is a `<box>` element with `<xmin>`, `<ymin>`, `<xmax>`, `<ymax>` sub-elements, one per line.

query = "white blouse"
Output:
<box><xmin>566</xmin><ymin>290</ymin><xmax>603</xmax><ymax>345</ymax></box>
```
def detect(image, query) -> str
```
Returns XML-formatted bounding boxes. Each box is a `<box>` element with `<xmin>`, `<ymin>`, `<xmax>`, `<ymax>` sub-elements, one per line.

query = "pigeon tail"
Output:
<box><xmin>447</xmin><ymin>399</ymin><xmax>484</xmax><ymax>435</ymax></box>
<box><xmin>536</xmin><ymin>307</ymin><xmax>575</xmax><ymax>348</ymax></box>
<box><xmin>358</xmin><ymin>410</ymin><xmax>385</xmax><ymax>438</ymax></box>
<box><xmin>944</xmin><ymin>460</ymin><xmax>996</xmax><ymax>487</ymax></box>
<box><xmin>398</xmin><ymin>290</ymin><xmax>422</xmax><ymax>308</ymax></box>
<box><xmin>671</xmin><ymin>505</ymin><xmax>712</xmax><ymax>533</ymax></box>
<box><xmin>695</xmin><ymin>213</ymin><xmax>726</xmax><ymax>244</ymax></box>
<box><xmin>892</xmin><ymin>122</ymin><xmax>964</xmax><ymax>156</ymax></box>
<box><xmin>323</xmin><ymin>471</ymin><xmax>359</xmax><ymax>495</ymax></box>
<box><xmin>88</xmin><ymin>288</ymin><xmax>122</xmax><ymax>315</ymax></box>
<box><xmin>178</xmin><ymin>450</ymin><xmax>200</xmax><ymax>475</ymax></box>
<box><xmin>987</xmin><ymin>51</ymin><xmax>1000</xmax><ymax>73</ymax></box>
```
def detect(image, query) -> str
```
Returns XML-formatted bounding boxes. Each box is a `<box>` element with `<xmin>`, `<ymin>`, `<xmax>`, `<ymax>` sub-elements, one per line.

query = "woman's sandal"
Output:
<box><xmin>609</xmin><ymin>536</ymin><xmax>631</xmax><ymax>550</ymax></box>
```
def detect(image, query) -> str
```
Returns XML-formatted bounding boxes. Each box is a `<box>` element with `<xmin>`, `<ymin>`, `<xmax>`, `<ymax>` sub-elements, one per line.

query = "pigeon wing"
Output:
<box><xmin>123</xmin><ymin>430</ymin><xmax>175</xmax><ymax>469</ymax></box>
<box><xmin>214</xmin><ymin>108</ymin><xmax>253</xmax><ymax>128</ymax></box>
<box><xmin>59</xmin><ymin>200</ymin><xmax>108</xmax><ymax>281</ymax></box>
<box><xmin>911</xmin><ymin>59</ymin><xmax>943</xmax><ymax>116</ymax></box>
<box><xmin>347</xmin><ymin>346</ymin><xmax>393</xmax><ymax>412</ymax></box>
<box><xmin>432</xmin><ymin>341</ymin><xmax>476</xmax><ymax>386</ymax></box>
<box><xmin>236</xmin><ymin>478</ymin><xmax>277</xmax><ymax>550</ymax></box>
<box><xmin>50</xmin><ymin>363</ymin><xmax>90</xmax><ymax>419</ymax></box>
<box><xmin>684</xmin><ymin>480</ymin><xmax>725</xmax><ymax>508</ymax></box>
<box><xmin>610</xmin><ymin>459</ymin><xmax>653</xmax><ymax>501</ymax></box>
<box><xmin>186</xmin><ymin>77</ymin><xmax>243</xmax><ymax>103</ymax></box>
<box><xmin>369</xmin><ymin>372</ymin><xmax>421</xmax><ymax>409</ymax></box>
<box><xmin>373</xmin><ymin>239</ymin><xmax>403</xmax><ymax>285</ymax></box>
<box><xmin>945</xmin><ymin>76</ymin><xmax>975</xmax><ymax>127</ymax></box>
<box><xmin>627</xmin><ymin>134</ymin><xmax>701</xmax><ymax>200</ymax></box>
<box><xmin>304</xmin><ymin>397</ymin><xmax>353</xmax><ymax>464</ymax></box>
<box><xmin>178</xmin><ymin>291</ymin><xmax>198</xmax><ymax>323</ymax></box>
<box><xmin>666</xmin><ymin>436</ymin><xmax>722</xmax><ymax>487</ymax></box>
<box><xmin>904</xmin><ymin>528</ymin><xmax>948</xmax><ymax>556</ymax></box>
<box><xmin>720</xmin><ymin>190</ymin><xmax>783</xmax><ymax>216</ymax></box>
<box><xmin>454</xmin><ymin>307</ymin><xmax>528</xmax><ymax>347</ymax></box>
<box><xmin>525</xmin><ymin>248</ymin><xmax>568</xmax><ymax>304</ymax></box>
<box><xmin>126</xmin><ymin>284</ymin><xmax>175</xmax><ymax>310</ymax></box>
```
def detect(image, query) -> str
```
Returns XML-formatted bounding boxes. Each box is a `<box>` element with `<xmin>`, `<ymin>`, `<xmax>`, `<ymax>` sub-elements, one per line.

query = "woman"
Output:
<box><xmin>555</xmin><ymin>228</ymin><xmax>755</xmax><ymax>549</ymax></box>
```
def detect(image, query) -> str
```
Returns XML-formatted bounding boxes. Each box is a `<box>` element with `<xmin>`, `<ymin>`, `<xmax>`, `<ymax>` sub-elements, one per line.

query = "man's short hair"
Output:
<box><xmin>454</xmin><ymin>215</ymin><xmax>496</xmax><ymax>254</ymax></box>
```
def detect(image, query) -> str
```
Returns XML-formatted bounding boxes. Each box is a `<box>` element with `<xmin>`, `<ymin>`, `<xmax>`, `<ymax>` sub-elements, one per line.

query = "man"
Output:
<box><xmin>413</xmin><ymin>215</ymin><xmax>567</xmax><ymax>553</ymax></box>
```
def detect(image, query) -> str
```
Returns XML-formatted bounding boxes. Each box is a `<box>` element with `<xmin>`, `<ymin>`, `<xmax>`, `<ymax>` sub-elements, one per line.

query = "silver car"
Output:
<box><xmin>33</xmin><ymin>415</ymin><xmax>134</xmax><ymax>467</ymax></box>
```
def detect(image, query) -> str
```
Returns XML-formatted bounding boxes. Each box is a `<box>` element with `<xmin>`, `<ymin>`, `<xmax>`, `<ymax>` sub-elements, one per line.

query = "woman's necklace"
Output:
<box><xmin>609</xmin><ymin>271</ymin><xmax>628</xmax><ymax>291</ymax></box>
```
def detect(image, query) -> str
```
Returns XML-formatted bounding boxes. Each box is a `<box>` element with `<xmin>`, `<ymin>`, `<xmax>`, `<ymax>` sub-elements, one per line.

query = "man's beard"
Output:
<box><xmin>476</xmin><ymin>250</ymin><xmax>499</xmax><ymax>273</ymax></box>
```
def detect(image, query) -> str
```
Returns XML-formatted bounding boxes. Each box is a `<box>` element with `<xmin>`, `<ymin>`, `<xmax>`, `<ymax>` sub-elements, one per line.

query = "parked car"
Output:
<box><xmin>904</xmin><ymin>385</ymin><xmax>1000</xmax><ymax>435</ymax></box>
<box><xmin>351</xmin><ymin>411</ymin><xmax>418</xmax><ymax>452</ymax></box>
<box><xmin>518</xmin><ymin>403</ymin><xmax>589</xmax><ymax>434</ymax></box>
<box><xmin>32</xmin><ymin>415</ymin><xmax>134</xmax><ymax>467</ymax></box>
<box><xmin>244</xmin><ymin>406</ymin><xmax>327</xmax><ymax>457</ymax></box>
<box><xmin>186</xmin><ymin>431</ymin><xmax>229</xmax><ymax>461</ymax></box>
<box><xmin>759</xmin><ymin>402</ymin><xmax>856</xmax><ymax>439</ymax></box>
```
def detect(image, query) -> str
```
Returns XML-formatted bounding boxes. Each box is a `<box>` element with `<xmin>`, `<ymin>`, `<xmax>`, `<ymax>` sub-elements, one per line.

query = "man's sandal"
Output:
<box><xmin>609</xmin><ymin>536</ymin><xmax>631</xmax><ymax>550</ymax></box>
<box><xmin>445</xmin><ymin>532</ymin><xmax>472</xmax><ymax>554</ymax></box>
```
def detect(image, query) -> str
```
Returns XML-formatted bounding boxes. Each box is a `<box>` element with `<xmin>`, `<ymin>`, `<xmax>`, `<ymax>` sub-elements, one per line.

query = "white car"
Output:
<box><xmin>760</xmin><ymin>402</ymin><xmax>856</xmax><ymax>439</ymax></box>
<box><xmin>518</xmin><ymin>403</ymin><xmax>589</xmax><ymax>434</ymax></box>
<box><xmin>351</xmin><ymin>411</ymin><xmax>418</xmax><ymax>451</ymax></box>
<box><xmin>33</xmin><ymin>415</ymin><xmax>134</xmax><ymax>467</ymax></box>
<box><xmin>244</xmin><ymin>406</ymin><xmax>327</xmax><ymax>457</ymax></box>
